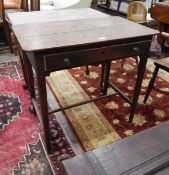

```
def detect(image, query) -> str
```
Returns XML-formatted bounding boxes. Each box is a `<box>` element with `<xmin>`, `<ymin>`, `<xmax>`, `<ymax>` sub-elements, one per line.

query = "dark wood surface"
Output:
<box><xmin>12</xmin><ymin>15</ymin><xmax>157</xmax><ymax>52</ymax></box>
<box><xmin>61</xmin><ymin>121</ymin><xmax>169</xmax><ymax>175</ymax></box>
<box><xmin>151</xmin><ymin>2</ymin><xmax>169</xmax><ymax>54</ymax></box>
<box><xmin>30</xmin><ymin>0</ymin><xmax>40</xmax><ymax>11</ymax></box>
<box><xmin>151</xmin><ymin>2</ymin><xmax>169</xmax><ymax>25</ymax></box>
<box><xmin>7</xmin><ymin>8</ymin><xmax>109</xmax><ymax>26</ymax></box>
<box><xmin>10</xmin><ymin>9</ymin><xmax>157</xmax><ymax>154</ymax></box>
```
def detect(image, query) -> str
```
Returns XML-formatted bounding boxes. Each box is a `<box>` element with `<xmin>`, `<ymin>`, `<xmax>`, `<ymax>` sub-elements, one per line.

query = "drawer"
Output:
<box><xmin>43</xmin><ymin>47</ymin><xmax>107</xmax><ymax>72</ymax></box>
<box><xmin>106</xmin><ymin>40</ymin><xmax>151</xmax><ymax>60</ymax></box>
<box><xmin>43</xmin><ymin>40</ymin><xmax>151</xmax><ymax>72</ymax></box>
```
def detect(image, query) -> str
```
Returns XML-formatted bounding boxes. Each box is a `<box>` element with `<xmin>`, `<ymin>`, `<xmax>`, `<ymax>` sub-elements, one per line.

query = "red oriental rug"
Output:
<box><xmin>47</xmin><ymin>57</ymin><xmax>169</xmax><ymax>151</ymax></box>
<box><xmin>0</xmin><ymin>61</ymin><xmax>74</xmax><ymax>175</ymax></box>
<box><xmin>0</xmin><ymin>58</ymin><xmax>169</xmax><ymax>174</ymax></box>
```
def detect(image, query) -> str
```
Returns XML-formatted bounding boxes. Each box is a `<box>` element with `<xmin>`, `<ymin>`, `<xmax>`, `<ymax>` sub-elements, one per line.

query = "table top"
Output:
<box><xmin>7</xmin><ymin>8</ymin><xmax>109</xmax><ymax>26</ymax></box>
<box><xmin>10</xmin><ymin>8</ymin><xmax>158</xmax><ymax>52</ymax></box>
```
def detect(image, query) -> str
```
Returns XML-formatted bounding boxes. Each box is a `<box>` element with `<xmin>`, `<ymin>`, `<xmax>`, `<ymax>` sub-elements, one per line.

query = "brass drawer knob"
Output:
<box><xmin>63</xmin><ymin>58</ymin><xmax>71</xmax><ymax>66</ymax></box>
<box><xmin>133</xmin><ymin>47</ymin><xmax>140</xmax><ymax>54</ymax></box>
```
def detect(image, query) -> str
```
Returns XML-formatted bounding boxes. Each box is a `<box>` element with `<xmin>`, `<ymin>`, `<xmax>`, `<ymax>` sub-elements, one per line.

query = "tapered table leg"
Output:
<box><xmin>129</xmin><ymin>53</ymin><xmax>149</xmax><ymax>123</ymax></box>
<box><xmin>24</xmin><ymin>53</ymin><xmax>36</xmax><ymax>107</ymax></box>
<box><xmin>100</xmin><ymin>61</ymin><xmax>111</xmax><ymax>94</ymax></box>
<box><xmin>18</xmin><ymin>49</ymin><xmax>29</xmax><ymax>90</ymax></box>
<box><xmin>36</xmin><ymin>74</ymin><xmax>51</xmax><ymax>153</ymax></box>
<box><xmin>25</xmin><ymin>53</ymin><xmax>51</xmax><ymax>153</ymax></box>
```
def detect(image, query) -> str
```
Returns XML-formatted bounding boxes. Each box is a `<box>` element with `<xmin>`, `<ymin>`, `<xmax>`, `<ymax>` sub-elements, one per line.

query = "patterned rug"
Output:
<box><xmin>47</xmin><ymin>57</ymin><xmax>169</xmax><ymax>151</ymax></box>
<box><xmin>1</xmin><ymin>58</ymin><xmax>169</xmax><ymax>174</ymax></box>
<box><xmin>0</xmin><ymin>61</ymin><xmax>74</xmax><ymax>175</ymax></box>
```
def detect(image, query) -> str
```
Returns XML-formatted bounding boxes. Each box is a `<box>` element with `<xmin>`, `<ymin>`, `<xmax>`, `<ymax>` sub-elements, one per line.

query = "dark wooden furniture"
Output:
<box><xmin>151</xmin><ymin>2</ymin><xmax>169</xmax><ymax>25</ymax></box>
<box><xmin>2</xmin><ymin>0</ymin><xmax>29</xmax><ymax>54</ymax></box>
<box><xmin>151</xmin><ymin>2</ymin><xmax>169</xmax><ymax>53</ymax></box>
<box><xmin>144</xmin><ymin>57</ymin><xmax>169</xmax><ymax>103</ymax></box>
<box><xmin>61</xmin><ymin>120</ymin><xmax>169</xmax><ymax>175</ymax></box>
<box><xmin>7</xmin><ymin>8</ymin><xmax>109</xmax><ymax>88</ymax></box>
<box><xmin>0</xmin><ymin>0</ymin><xmax>8</xmax><ymax>52</ymax></box>
<box><xmin>30</xmin><ymin>0</ymin><xmax>40</xmax><ymax>11</ymax></box>
<box><xmin>0</xmin><ymin>1</ymin><xmax>3</xmax><ymax>23</ymax></box>
<box><xmin>3</xmin><ymin>0</ymin><xmax>40</xmax><ymax>54</ymax></box>
<box><xmin>10</xmin><ymin>9</ymin><xmax>157</xmax><ymax>154</ymax></box>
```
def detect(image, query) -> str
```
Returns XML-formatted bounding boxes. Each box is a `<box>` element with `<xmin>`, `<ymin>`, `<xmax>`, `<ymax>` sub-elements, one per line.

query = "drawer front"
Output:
<box><xmin>43</xmin><ymin>40</ymin><xmax>151</xmax><ymax>72</ymax></box>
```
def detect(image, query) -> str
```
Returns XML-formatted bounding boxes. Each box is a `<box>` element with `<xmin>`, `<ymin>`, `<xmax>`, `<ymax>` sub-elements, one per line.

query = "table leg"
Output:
<box><xmin>35</xmin><ymin>70</ymin><xmax>51</xmax><ymax>154</ymax></box>
<box><xmin>101</xmin><ymin>61</ymin><xmax>111</xmax><ymax>94</ymax></box>
<box><xmin>24</xmin><ymin>54</ymin><xmax>36</xmax><ymax>106</ymax></box>
<box><xmin>25</xmin><ymin>54</ymin><xmax>51</xmax><ymax>153</ymax></box>
<box><xmin>100</xmin><ymin>63</ymin><xmax>105</xmax><ymax>91</ymax></box>
<box><xmin>129</xmin><ymin>53</ymin><xmax>148</xmax><ymax>123</ymax></box>
<box><xmin>24</xmin><ymin>53</ymin><xmax>51</xmax><ymax>153</ymax></box>
<box><xmin>18</xmin><ymin>49</ymin><xmax>29</xmax><ymax>89</ymax></box>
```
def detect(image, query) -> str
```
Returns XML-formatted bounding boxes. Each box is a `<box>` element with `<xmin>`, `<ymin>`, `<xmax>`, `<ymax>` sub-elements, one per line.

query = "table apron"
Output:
<box><xmin>42</xmin><ymin>40</ymin><xmax>151</xmax><ymax>73</ymax></box>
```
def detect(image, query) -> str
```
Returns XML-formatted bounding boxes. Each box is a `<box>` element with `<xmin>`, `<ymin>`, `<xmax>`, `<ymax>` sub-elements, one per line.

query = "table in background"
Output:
<box><xmin>151</xmin><ymin>2</ymin><xmax>169</xmax><ymax>54</ymax></box>
<box><xmin>61</xmin><ymin>121</ymin><xmax>169</xmax><ymax>175</ymax></box>
<box><xmin>10</xmin><ymin>8</ymin><xmax>157</xmax><ymax>153</ymax></box>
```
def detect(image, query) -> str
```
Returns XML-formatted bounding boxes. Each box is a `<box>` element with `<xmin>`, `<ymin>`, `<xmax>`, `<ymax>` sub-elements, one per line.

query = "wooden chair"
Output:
<box><xmin>127</xmin><ymin>1</ymin><xmax>147</xmax><ymax>23</ymax></box>
<box><xmin>0</xmin><ymin>0</ymin><xmax>3</xmax><ymax>18</ymax></box>
<box><xmin>0</xmin><ymin>0</ymin><xmax>4</xmax><ymax>48</ymax></box>
<box><xmin>144</xmin><ymin>31</ymin><xmax>169</xmax><ymax>103</ymax></box>
<box><xmin>1</xmin><ymin>0</ymin><xmax>28</xmax><ymax>54</ymax></box>
<box><xmin>0</xmin><ymin>0</ymin><xmax>10</xmax><ymax>52</ymax></box>
<box><xmin>0</xmin><ymin>1</ymin><xmax>4</xmax><ymax>29</ymax></box>
<box><xmin>143</xmin><ymin>57</ymin><xmax>169</xmax><ymax>103</ymax></box>
<box><xmin>120</xmin><ymin>1</ymin><xmax>148</xmax><ymax>71</ymax></box>
<box><xmin>29</xmin><ymin>0</ymin><xmax>40</xmax><ymax>11</ymax></box>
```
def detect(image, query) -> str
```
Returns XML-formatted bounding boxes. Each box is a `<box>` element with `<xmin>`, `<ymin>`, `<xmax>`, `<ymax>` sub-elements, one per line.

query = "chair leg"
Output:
<box><xmin>100</xmin><ymin>62</ymin><xmax>106</xmax><ymax>91</ymax></box>
<box><xmin>100</xmin><ymin>61</ymin><xmax>111</xmax><ymax>94</ymax></box>
<box><xmin>143</xmin><ymin>65</ymin><xmax>159</xmax><ymax>103</ymax></box>
<box><xmin>121</xmin><ymin>58</ymin><xmax>126</xmax><ymax>73</ymax></box>
<box><xmin>85</xmin><ymin>65</ymin><xmax>90</xmax><ymax>75</ymax></box>
<box><xmin>3</xmin><ymin>21</ymin><xmax>13</xmax><ymax>53</ymax></box>
<box><xmin>135</xmin><ymin>56</ymin><xmax>139</xmax><ymax>69</ymax></box>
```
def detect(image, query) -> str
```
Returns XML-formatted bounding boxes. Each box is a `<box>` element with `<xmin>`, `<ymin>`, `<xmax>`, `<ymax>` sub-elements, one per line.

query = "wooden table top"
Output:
<box><xmin>10</xmin><ymin>8</ymin><xmax>157</xmax><ymax>52</ymax></box>
<box><xmin>7</xmin><ymin>8</ymin><xmax>109</xmax><ymax>26</ymax></box>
